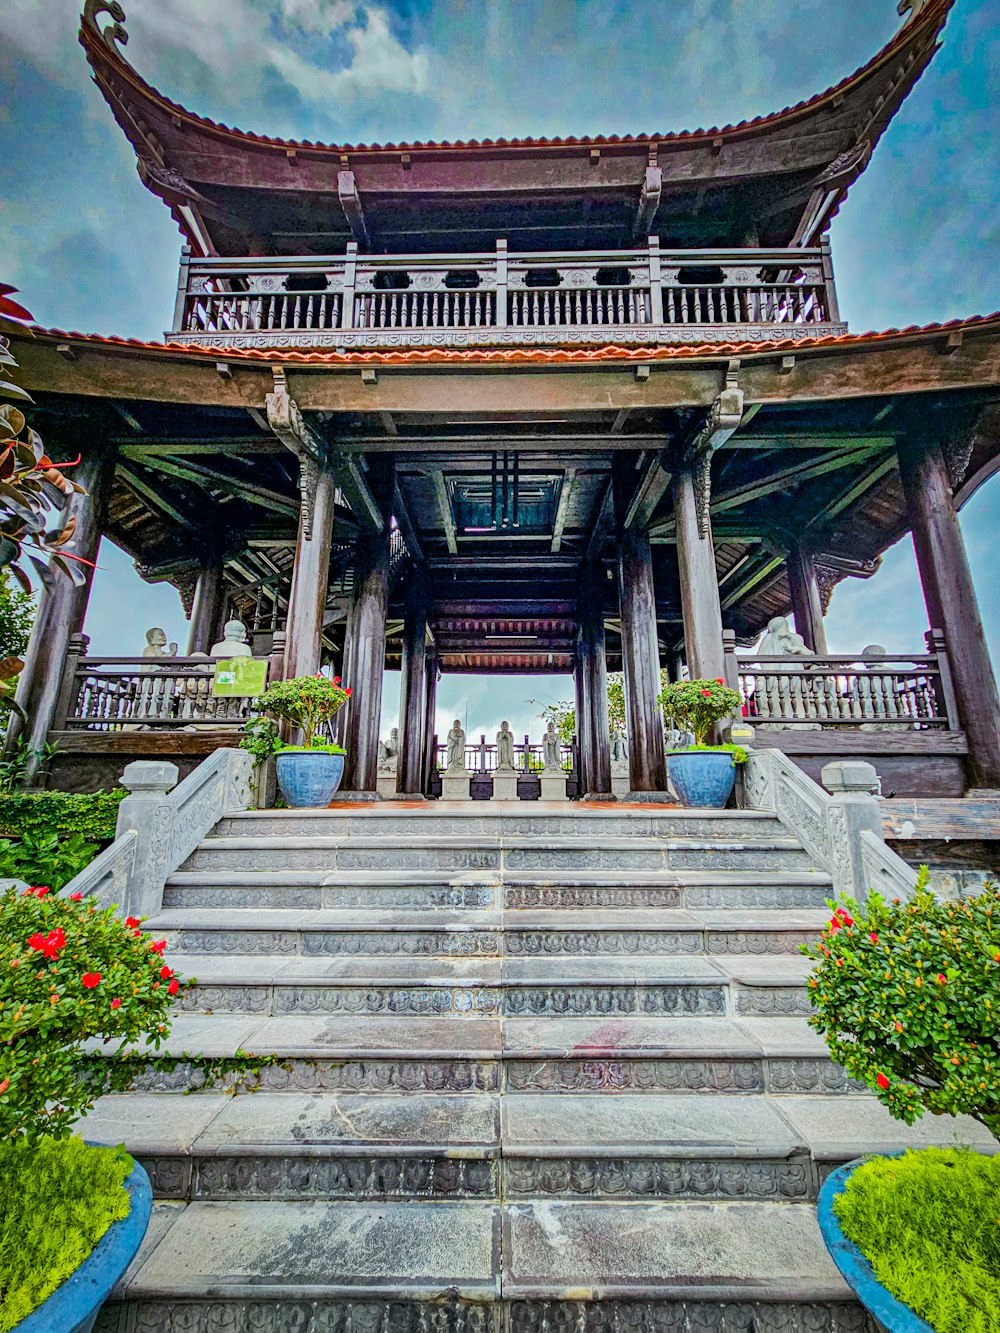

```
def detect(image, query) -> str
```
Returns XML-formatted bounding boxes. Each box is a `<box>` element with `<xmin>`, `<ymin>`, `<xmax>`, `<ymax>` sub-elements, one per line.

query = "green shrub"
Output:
<box><xmin>803</xmin><ymin>875</ymin><xmax>1000</xmax><ymax>1140</ymax></box>
<box><xmin>0</xmin><ymin>831</ymin><xmax>99</xmax><ymax>891</ymax></box>
<box><xmin>0</xmin><ymin>790</ymin><xmax>125</xmax><ymax>842</ymax></box>
<box><xmin>658</xmin><ymin>677</ymin><xmax>743</xmax><ymax>745</ymax></box>
<box><xmin>0</xmin><ymin>884</ymin><xmax>183</xmax><ymax>1143</ymax></box>
<box><xmin>834</xmin><ymin>1148</ymin><xmax>1000</xmax><ymax>1333</ymax></box>
<box><xmin>252</xmin><ymin>673</ymin><xmax>352</xmax><ymax>748</ymax></box>
<box><xmin>0</xmin><ymin>1137</ymin><xmax>132</xmax><ymax>1333</ymax></box>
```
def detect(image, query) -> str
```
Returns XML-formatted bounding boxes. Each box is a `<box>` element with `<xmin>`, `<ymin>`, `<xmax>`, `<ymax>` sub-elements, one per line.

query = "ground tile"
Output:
<box><xmin>112</xmin><ymin>1202</ymin><xmax>186</xmax><ymax>1298</ymax></box>
<box><xmin>734</xmin><ymin>1018</ymin><xmax>829</xmax><ymax>1055</ymax></box>
<box><xmin>502</xmin><ymin>1016</ymin><xmax>761</xmax><ymax>1058</ymax></box>
<box><xmin>775</xmin><ymin>1095</ymin><xmax>999</xmax><ymax>1158</ymax></box>
<box><xmin>77</xmin><ymin>1094</ymin><xmax>230</xmax><ymax>1153</ymax></box>
<box><xmin>242</xmin><ymin>1014</ymin><xmax>502</xmax><ymax>1055</ymax></box>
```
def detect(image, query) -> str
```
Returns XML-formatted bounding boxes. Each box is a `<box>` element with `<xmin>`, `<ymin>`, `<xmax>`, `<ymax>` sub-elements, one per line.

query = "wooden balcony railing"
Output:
<box><xmin>55</xmin><ymin>651</ymin><xmax>255</xmax><ymax>732</ymax></box>
<box><xmin>168</xmin><ymin>239</ymin><xmax>844</xmax><ymax>351</ymax></box>
<box><xmin>432</xmin><ymin>735</ymin><xmax>575</xmax><ymax>774</ymax></box>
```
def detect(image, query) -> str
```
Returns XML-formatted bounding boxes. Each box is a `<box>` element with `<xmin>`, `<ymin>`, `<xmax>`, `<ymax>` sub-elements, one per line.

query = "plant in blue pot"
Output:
<box><xmin>250</xmin><ymin>673</ymin><xmax>351</xmax><ymax>807</ymax></box>
<box><xmin>658</xmin><ymin>677</ymin><xmax>745</xmax><ymax>808</ymax></box>
<box><xmin>0</xmin><ymin>882</ymin><xmax>195</xmax><ymax>1331</ymax></box>
<box><xmin>804</xmin><ymin>876</ymin><xmax>1000</xmax><ymax>1332</ymax></box>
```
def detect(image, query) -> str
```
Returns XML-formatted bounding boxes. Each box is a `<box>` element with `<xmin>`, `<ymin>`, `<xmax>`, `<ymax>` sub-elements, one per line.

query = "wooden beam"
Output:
<box><xmin>720</xmin><ymin>553</ymin><xmax>785</xmax><ymax>610</ymax></box>
<box><xmin>338</xmin><ymin>170</ymin><xmax>370</xmax><ymax>247</ymax></box>
<box><xmin>550</xmin><ymin>468</ymin><xmax>576</xmax><ymax>553</ymax></box>
<box><xmin>125</xmin><ymin>452</ymin><xmax>299</xmax><ymax>515</ymax></box>
<box><xmin>633</xmin><ymin>165</ymin><xmax>662</xmax><ymax>237</ymax></box>
<box><xmin>721</xmin><ymin>433</ymin><xmax>897</xmax><ymax>450</ymax></box>
<box><xmin>710</xmin><ymin>445</ymin><xmax>883</xmax><ymax>515</ymax></box>
<box><xmin>118</xmin><ymin>437</ymin><xmax>284</xmax><ymax>454</ymax></box>
<box><xmin>623</xmin><ymin>449</ymin><xmax>671</xmax><ymax>530</ymax></box>
<box><xmin>610</xmin><ymin>409</ymin><xmax>632</xmax><ymax>434</ymax></box>
<box><xmin>116</xmin><ymin>463</ymin><xmax>200</xmax><ymax>531</ymax></box>
<box><xmin>431</xmin><ymin>470</ymin><xmax>458</xmax><ymax>555</ymax></box>
<box><xmin>805</xmin><ymin>454</ymin><xmax>898</xmax><ymax>529</ymax></box>
<box><xmin>329</xmin><ymin>450</ymin><xmax>383</xmax><ymax>532</ymax></box>
<box><xmin>392</xmin><ymin>481</ymin><xmax>424</xmax><ymax>561</ymax></box>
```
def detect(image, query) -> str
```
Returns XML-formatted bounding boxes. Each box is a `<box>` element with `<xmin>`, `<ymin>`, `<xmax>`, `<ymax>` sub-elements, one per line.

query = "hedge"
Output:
<box><xmin>0</xmin><ymin>790</ymin><xmax>126</xmax><ymax>843</ymax></box>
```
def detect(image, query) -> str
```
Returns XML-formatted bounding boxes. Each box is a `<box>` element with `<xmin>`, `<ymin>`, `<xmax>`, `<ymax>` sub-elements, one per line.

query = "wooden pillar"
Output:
<box><xmin>616</xmin><ymin>528</ymin><xmax>667</xmax><ymax>792</ymax></box>
<box><xmin>786</xmin><ymin>544</ymin><xmax>828</xmax><ymax>654</ymax></box>
<box><xmin>422</xmin><ymin>648</ymin><xmax>439</xmax><ymax>793</ymax></box>
<box><xmin>574</xmin><ymin>635</ymin><xmax>590</xmax><ymax>794</ymax></box>
<box><xmin>898</xmin><ymin>439</ymin><xmax>1000</xmax><ymax>788</ymax></box>
<box><xmin>187</xmin><ymin>563</ymin><xmax>226</xmax><ymax>655</ymax></box>
<box><xmin>581</xmin><ymin>571</ymin><xmax>612</xmax><ymax>796</ymax></box>
<box><xmin>284</xmin><ymin>462</ymin><xmax>337</xmax><ymax>681</ymax></box>
<box><xmin>398</xmin><ymin>572</ymin><xmax>430</xmax><ymax>794</ymax></box>
<box><xmin>342</xmin><ymin>533</ymin><xmax>391</xmax><ymax>793</ymax></box>
<box><xmin>9</xmin><ymin>447</ymin><xmax>116</xmax><ymax>776</ymax></box>
<box><xmin>673</xmin><ymin>463</ymin><xmax>726</xmax><ymax>681</ymax></box>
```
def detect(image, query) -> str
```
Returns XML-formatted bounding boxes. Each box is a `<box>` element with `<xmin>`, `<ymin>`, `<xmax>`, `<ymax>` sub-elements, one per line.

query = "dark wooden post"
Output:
<box><xmin>187</xmin><ymin>563</ymin><xmax>226</xmax><ymax>655</ymax></box>
<box><xmin>342</xmin><ymin>532</ymin><xmax>390</xmax><ymax>793</ymax></box>
<box><xmin>422</xmin><ymin>648</ymin><xmax>439</xmax><ymax>793</ymax></box>
<box><xmin>398</xmin><ymin>572</ymin><xmax>430</xmax><ymax>794</ymax></box>
<box><xmin>267</xmin><ymin>630</ymin><xmax>287</xmax><ymax>687</ymax></box>
<box><xmin>786</xmin><ymin>543</ymin><xmax>828</xmax><ymax>654</ymax></box>
<box><xmin>616</xmin><ymin>528</ymin><xmax>667</xmax><ymax>792</ymax></box>
<box><xmin>581</xmin><ymin>570</ymin><xmax>612</xmax><ymax>796</ymax></box>
<box><xmin>673</xmin><ymin>462</ymin><xmax>726</xmax><ymax>681</ymax></box>
<box><xmin>899</xmin><ymin>439</ymin><xmax>1000</xmax><ymax>787</ymax></box>
<box><xmin>574</xmin><ymin>635</ymin><xmax>589</xmax><ymax>794</ymax></box>
<box><xmin>284</xmin><ymin>463</ymin><xmax>337</xmax><ymax>681</ymax></box>
<box><xmin>9</xmin><ymin>448</ymin><xmax>116</xmax><ymax>779</ymax></box>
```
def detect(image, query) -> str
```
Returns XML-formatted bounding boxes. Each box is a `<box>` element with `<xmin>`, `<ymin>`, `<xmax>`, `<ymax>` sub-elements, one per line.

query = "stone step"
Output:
<box><xmin>93</xmin><ymin>1197</ymin><xmax>869</xmax><ymax>1333</ymax></box>
<box><xmin>150</xmin><ymin>906</ymin><xmax>826</xmax><ymax>958</ymax></box>
<box><xmin>97</xmin><ymin>1013</ymin><xmax>865</xmax><ymax>1097</ymax></box>
<box><xmin>183</xmin><ymin>835</ymin><xmax>812</xmax><ymax>875</ymax></box>
<box><xmin>215</xmin><ymin>807</ymin><xmax>785</xmax><ymax>841</ymax></box>
<box><xmin>162</xmin><ymin>869</ymin><xmax>833</xmax><ymax>912</ymax></box>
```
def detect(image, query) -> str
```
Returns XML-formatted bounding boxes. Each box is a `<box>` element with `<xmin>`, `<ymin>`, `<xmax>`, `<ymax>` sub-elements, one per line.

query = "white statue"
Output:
<box><xmin>377</xmin><ymin>726</ymin><xmax>399</xmax><ymax>770</ymax></box>
<box><xmin>446</xmin><ymin>719</ymin><xmax>467</xmax><ymax>772</ymax></box>
<box><xmin>758</xmin><ymin>615</ymin><xmax>812</xmax><ymax>658</ymax></box>
<box><xmin>610</xmin><ymin>728</ymin><xmax>628</xmax><ymax>764</ymax></box>
<box><xmin>141</xmin><ymin>627</ymin><xmax>177</xmax><ymax>658</ymax></box>
<box><xmin>210</xmin><ymin>619</ymin><xmax>252</xmax><ymax>658</ymax></box>
<box><xmin>496</xmin><ymin>720</ymin><xmax>515</xmax><ymax>771</ymax></box>
<box><xmin>541</xmin><ymin>720</ymin><xmax>562</xmax><ymax>772</ymax></box>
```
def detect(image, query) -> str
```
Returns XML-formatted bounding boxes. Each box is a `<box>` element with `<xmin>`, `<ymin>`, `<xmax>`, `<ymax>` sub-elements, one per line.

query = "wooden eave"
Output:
<box><xmin>79</xmin><ymin>0</ymin><xmax>954</xmax><ymax>254</ymax></box>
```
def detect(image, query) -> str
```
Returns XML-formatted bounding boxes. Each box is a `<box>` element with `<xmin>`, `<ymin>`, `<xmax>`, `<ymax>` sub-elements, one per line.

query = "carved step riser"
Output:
<box><xmin>176</xmin><ymin>983</ymin><xmax>730</xmax><ymax>1018</ymax></box>
<box><xmin>183</xmin><ymin>848</ymin><xmax>810</xmax><ymax>873</ymax></box>
<box><xmin>95</xmin><ymin>1296</ymin><xmax>872</xmax><ymax>1333</ymax></box>
<box><xmin>112</xmin><ymin>1056</ymin><xmax>863</xmax><ymax>1096</ymax></box>
<box><xmin>162</xmin><ymin>886</ymin><xmax>501</xmax><ymax>910</ymax></box>
<box><xmin>215</xmin><ymin>816</ymin><xmax>783</xmax><ymax>840</ymax></box>
<box><xmin>162</xmin><ymin>928</ymin><xmax>816</xmax><ymax>957</ymax></box>
<box><xmin>140</xmin><ymin>1151</ymin><xmax>821</xmax><ymax>1203</ymax></box>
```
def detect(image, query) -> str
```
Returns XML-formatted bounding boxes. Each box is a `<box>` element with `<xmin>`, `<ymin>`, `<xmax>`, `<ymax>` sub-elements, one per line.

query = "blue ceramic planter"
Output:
<box><xmin>666</xmin><ymin>750</ymin><xmax>737</xmax><ymax>808</ymax></box>
<box><xmin>818</xmin><ymin>1157</ymin><xmax>936</xmax><ymax>1333</ymax></box>
<box><xmin>275</xmin><ymin>749</ymin><xmax>345</xmax><ymax>807</ymax></box>
<box><xmin>13</xmin><ymin>1158</ymin><xmax>152</xmax><ymax>1333</ymax></box>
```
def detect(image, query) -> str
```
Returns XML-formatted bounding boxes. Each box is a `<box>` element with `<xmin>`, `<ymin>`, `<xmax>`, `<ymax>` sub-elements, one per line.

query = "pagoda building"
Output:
<box><xmin>6</xmin><ymin>0</ymin><xmax>1000</xmax><ymax>799</ymax></box>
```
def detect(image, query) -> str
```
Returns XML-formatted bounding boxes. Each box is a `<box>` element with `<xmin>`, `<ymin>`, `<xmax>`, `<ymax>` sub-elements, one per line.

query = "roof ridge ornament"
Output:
<box><xmin>897</xmin><ymin>0</ymin><xmax>931</xmax><ymax>21</ymax></box>
<box><xmin>82</xmin><ymin>0</ymin><xmax>129</xmax><ymax>55</ymax></box>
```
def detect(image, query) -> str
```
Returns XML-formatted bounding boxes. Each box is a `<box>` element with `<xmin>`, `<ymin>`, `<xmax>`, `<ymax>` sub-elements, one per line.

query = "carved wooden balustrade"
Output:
<box><xmin>169</xmin><ymin>240</ymin><xmax>844</xmax><ymax>350</ymax></box>
<box><xmin>55</xmin><ymin>652</ymin><xmax>254</xmax><ymax>731</ymax></box>
<box><xmin>724</xmin><ymin>646</ymin><xmax>959</xmax><ymax>731</ymax></box>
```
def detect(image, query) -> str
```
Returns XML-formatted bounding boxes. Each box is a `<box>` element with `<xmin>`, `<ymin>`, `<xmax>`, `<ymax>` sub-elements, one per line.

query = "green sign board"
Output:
<box><xmin>212</xmin><ymin>657</ymin><xmax>268</xmax><ymax>698</ymax></box>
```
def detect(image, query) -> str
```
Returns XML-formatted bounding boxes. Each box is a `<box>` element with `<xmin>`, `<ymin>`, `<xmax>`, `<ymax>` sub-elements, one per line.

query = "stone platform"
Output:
<box><xmin>85</xmin><ymin>802</ymin><xmax>994</xmax><ymax>1332</ymax></box>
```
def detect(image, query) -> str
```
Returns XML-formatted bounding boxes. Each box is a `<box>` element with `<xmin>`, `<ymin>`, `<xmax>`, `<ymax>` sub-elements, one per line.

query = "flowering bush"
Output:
<box><xmin>803</xmin><ymin>874</ymin><xmax>1000</xmax><ymax>1140</ymax></box>
<box><xmin>252</xmin><ymin>674</ymin><xmax>351</xmax><ymax>750</ymax></box>
<box><xmin>657</xmin><ymin>677</ymin><xmax>743</xmax><ymax>747</ymax></box>
<box><xmin>0</xmin><ymin>884</ymin><xmax>185</xmax><ymax>1144</ymax></box>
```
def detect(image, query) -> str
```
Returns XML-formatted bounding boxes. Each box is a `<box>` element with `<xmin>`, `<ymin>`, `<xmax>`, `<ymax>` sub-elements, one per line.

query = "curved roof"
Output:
<box><xmin>79</xmin><ymin>0</ymin><xmax>955</xmax><ymax>256</ymax></box>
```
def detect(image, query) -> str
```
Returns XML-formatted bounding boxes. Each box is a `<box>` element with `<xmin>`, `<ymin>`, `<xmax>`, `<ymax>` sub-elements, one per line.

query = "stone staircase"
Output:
<box><xmin>87</xmin><ymin>804</ymin><xmax>993</xmax><ymax>1333</ymax></box>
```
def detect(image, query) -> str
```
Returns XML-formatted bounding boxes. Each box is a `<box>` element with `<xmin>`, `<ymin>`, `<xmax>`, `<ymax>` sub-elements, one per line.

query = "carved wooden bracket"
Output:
<box><xmin>680</xmin><ymin>364</ymin><xmax>745</xmax><ymax>538</ymax></box>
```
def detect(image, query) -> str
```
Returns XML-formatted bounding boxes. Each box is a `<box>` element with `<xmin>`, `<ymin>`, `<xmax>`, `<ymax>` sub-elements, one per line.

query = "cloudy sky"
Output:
<box><xmin>2</xmin><ymin>0</ymin><xmax>998</xmax><ymax>739</ymax></box>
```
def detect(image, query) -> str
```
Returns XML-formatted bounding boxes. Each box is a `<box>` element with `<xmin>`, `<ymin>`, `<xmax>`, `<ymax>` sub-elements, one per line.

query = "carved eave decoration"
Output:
<box><xmin>678</xmin><ymin>366</ymin><xmax>745</xmax><ymax>538</ymax></box>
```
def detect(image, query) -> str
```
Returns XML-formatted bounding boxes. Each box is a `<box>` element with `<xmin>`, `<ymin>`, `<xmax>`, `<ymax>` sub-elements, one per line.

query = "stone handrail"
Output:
<box><xmin>742</xmin><ymin>747</ymin><xmax>918</xmax><ymax>904</ymax></box>
<box><xmin>60</xmin><ymin>747</ymin><xmax>255</xmax><ymax>918</ymax></box>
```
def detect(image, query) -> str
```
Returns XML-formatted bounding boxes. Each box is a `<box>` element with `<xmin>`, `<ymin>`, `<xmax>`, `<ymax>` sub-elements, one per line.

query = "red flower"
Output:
<box><xmin>23</xmin><ymin>886</ymin><xmax>49</xmax><ymax>897</ymax></box>
<box><xmin>0</xmin><ymin>1078</ymin><xmax>8</xmax><ymax>1096</ymax></box>
<box><xmin>81</xmin><ymin>972</ymin><xmax>102</xmax><ymax>989</ymax></box>
<box><xmin>334</xmin><ymin>676</ymin><xmax>341</xmax><ymax>684</ymax></box>
<box><xmin>345</xmin><ymin>687</ymin><xmax>352</xmax><ymax>696</ymax></box>
<box><xmin>833</xmin><ymin>907</ymin><xmax>854</xmax><ymax>927</ymax></box>
<box><xmin>110</xmin><ymin>998</ymin><xmax>122</xmax><ymax>1009</ymax></box>
<box><xmin>125</xmin><ymin>916</ymin><xmax>141</xmax><ymax>929</ymax></box>
<box><xmin>160</xmin><ymin>965</ymin><xmax>174</xmax><ymax>980</ymax></box>
<box><xmin>876</xmin><ymin>1072</ymin><xmax>890</xmax><ymax>1090</ymax></box>
<box><xmin>27</xmin><ymin>928</ymin><xmax>66</xmax><ymax>960</ymax></box>
<box><xmin>935</xmin><ymin>973</ymin><xmax>946</xmax><ymax>985</ymax></box>
<box><xmin>700</xmin><ymin>689</ymin><xmax>712</xmax><ymax>697</ymax></box>
<box><xmin>715</xmin><ymin>677</ymin><xmax>725</xmax><ymax>684</ymax></box>
<box><xmin>869</xmin><ymin>932</ymin><xmax>879</xmax><ymax>944</ymax></box>
<box><xmin>167</xmin><ymin>978</ymin><xmax>180</xmax><ymax>996</ymax></box>
<box><xmin>70</xmin><ymin>892</ymin><xmax>83</xmax><ymax>902</ymax></box>
<box><xmin>150</xmin><ymin>940</ymin><xmax>167</xmax><ymax>954</ymax></box>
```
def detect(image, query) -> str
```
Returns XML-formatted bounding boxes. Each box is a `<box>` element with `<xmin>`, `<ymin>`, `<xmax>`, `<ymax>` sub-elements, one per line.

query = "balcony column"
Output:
<box><xmin>397</xmin><ymin>570</ymin><xmax>430</xmax><ymax>794</ymax></box>
<box><xmin>786</xmin><ymin>543</ymin><xmax>828</xmax><ymax>654</ymax></box>
<box><xmin>422</xmin><ymin>647</ymin><xmax>439</xmax><ymax>794</ymax></box>
<box><xmin>616</xmin><ymin>529</ymin><xmax>667</xmax><ymax>792</ymax></box>
<box><xmin>187</xmin><ymin>563</ymin><xmax>226</xmax><ymax>656</ymax></box>
<box><xmin>898</xmin><ymin>438</ymin><xmax>1000</xmax><ymax>788</ymax></box>
<box><xmin>283</xmin><ymin>461</ymin><xmax>337</xmax><ymax>681</ymax></box>
<box><xmin>8</xmin><ymin>446</ymin><xmax>116</xmax><ymax>778</ymax></box>
<box><xmin>342</xmin><ymin>534</ymin><xmax>391</xmax><ymax>794</ymax></box>
<box><xmin>581</xmin><ymin>569</ymin><xmax>612</xmax><ymax>797</ymax></box>
<box><xmin>673</xmin><ymin>461</ymin><xmax>726</xmax><ymax>681</ymax></box>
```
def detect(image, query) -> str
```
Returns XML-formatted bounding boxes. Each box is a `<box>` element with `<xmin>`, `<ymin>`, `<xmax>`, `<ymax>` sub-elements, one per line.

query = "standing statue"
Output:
<box><xmin>496</xmin><ymin>720</ymin><xmax>515</xmax><ymax>771</ymax></box>
<box><xmin>610</xmin><ymin>728</ymin><xmax>628</xmax><ymax>764</ymax></box>
<box><xmin>141</xmin><ymin>627</ymin><xmax>178</xmax><ymax>659</ymax></box>
<box><xmin>446</xmin><ymin>719</ymin><xmax>467</xmax><ymax>772</ymax></box>
<box><xmin>377</xmin><ymin>726</ymin><xmax>400</xmax><ymax>770</ymax></box>
<box><xmin>210</xmin><ymin>619</ymin><xmax>253</xmax><ymax>658</ymax></box>
<box><xmin>758</xmin><ymin>615</ymin><xmax>812</xmax><ymax>658</ymax></box>
<box><xmin>541</xmin><ymin>720</ymin><xmax>562</xmax><ymax>772</ymax></box>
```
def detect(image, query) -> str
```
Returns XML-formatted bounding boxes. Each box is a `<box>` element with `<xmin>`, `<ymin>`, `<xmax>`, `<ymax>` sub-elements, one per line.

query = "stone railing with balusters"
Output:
<box><xmin>168</xmin><ymin>239</ymin><xmax>844</xmax><ymax>351</ymax></box>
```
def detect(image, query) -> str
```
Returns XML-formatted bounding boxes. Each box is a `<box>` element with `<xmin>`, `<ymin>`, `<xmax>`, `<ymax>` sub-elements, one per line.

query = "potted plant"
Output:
<box><xmin>657</xmin><ymin>677</ymin><xmax>745</xmax><ymax>807</ymax></box>
<box><xmin>249</xmin><ymin>673</ymin><xmax>352</xmax><ymax>807</ymax></box>
<box><xmin>804</xmin><ymin>877</ymin><xmax>1000</xmax><ymax>1332</ymax></box>
<box><xmin>0</xmin><ymin>882</ymin><xmax>188</xmax><ymax>1332</ymax></box>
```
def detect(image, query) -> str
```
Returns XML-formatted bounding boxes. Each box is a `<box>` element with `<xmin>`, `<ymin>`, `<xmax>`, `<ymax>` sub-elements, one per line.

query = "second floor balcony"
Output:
<box><xmin>168</xmin><ymin>240</ymin><xmax>845</xmax><ymax>351</ymax></box>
